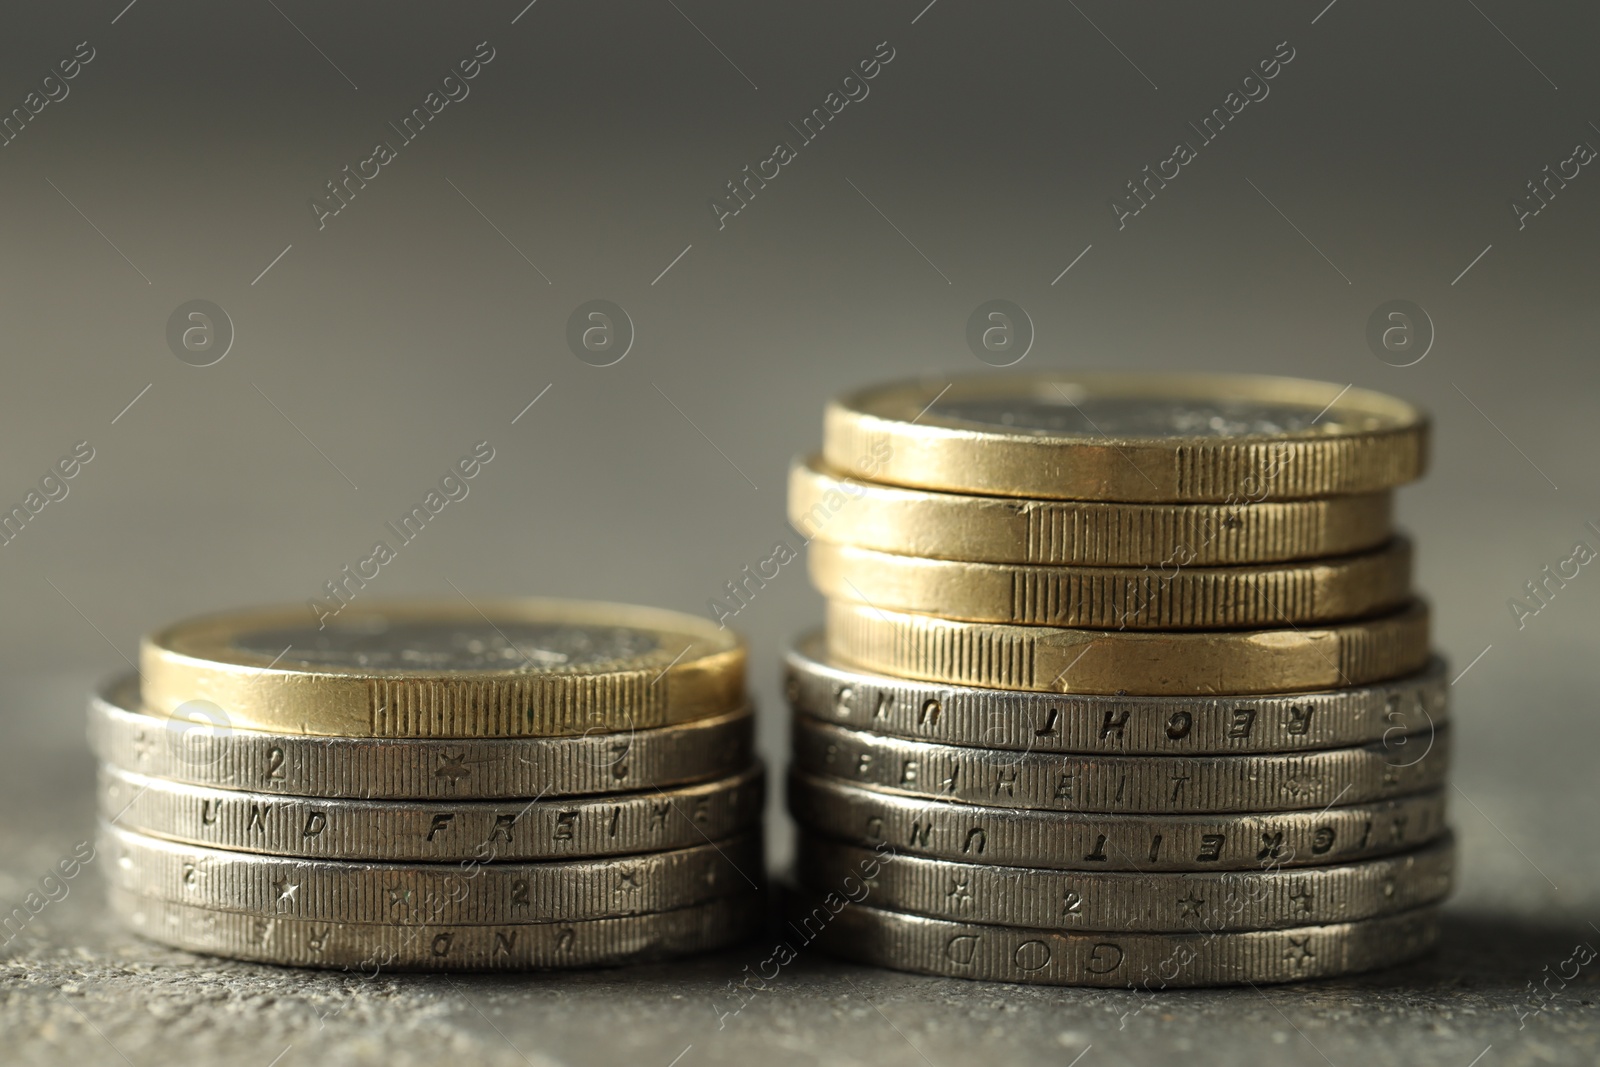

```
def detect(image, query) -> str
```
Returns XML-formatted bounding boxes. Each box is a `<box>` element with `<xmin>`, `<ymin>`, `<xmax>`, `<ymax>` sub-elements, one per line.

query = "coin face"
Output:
<box><xmin>932</xmin><ymin>394</ymin><xmax>1330</xmax><ymax>438</ymax></box>
<box><xmin>889</xmin><ymin>373</ymin><xmax>1418</xmax><ymax>440</ymax></box>
<box><xmin>234</xmin><ymin>619</ymin><xmax>661</xmax><ymax>673</ymax></box>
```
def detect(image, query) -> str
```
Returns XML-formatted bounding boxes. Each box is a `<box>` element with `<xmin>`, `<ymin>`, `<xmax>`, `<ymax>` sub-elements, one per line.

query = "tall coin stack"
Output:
<box><xmin>784</xmin><ymin>372</ymin><xmax>1453</xmax><ymax>987</ymax></box>
<box><xmin>91</xmin><ymin>599</ymin><xmax>766</xmax><ymax>970</ymax></box>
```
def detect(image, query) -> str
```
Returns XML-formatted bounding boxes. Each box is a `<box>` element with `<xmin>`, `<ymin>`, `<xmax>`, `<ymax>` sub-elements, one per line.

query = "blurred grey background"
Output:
<box><xmin>2</xmin><ymin>1</ymin><xmax>1598</xmax><ymax>1064</ymax></box>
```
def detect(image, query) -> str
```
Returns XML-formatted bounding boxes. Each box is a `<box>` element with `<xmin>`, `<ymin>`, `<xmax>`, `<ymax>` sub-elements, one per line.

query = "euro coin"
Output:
<box><xmin>809</xmin><ymin>538</ymin><xmax>1412</xmax><ymax>629</ymax></box>
<box><xmin>785</xmin><ymin>633</ymin><xmax>1449</xmax><ymax>756</ymax></box>
<box><xmin>109</xmin><ymin>887</ymin><xmax>763</xmax><ymax>970</ymax></box>
<box><xmin>826</xmin><ymin>599</ymin><xmax>1431</xmax><ymax>695</ymax></box>
<box><xmin>794</xmin><ymin>894</ymin><xmax>1440</xmax><ymax>986</ymax></box>
<box><xmin>787</xmin><ymin>772</ymin><xmax>1448</xmax><ymax>871</ymax></box>
<box><xmin>141</xmin><ymin>598</ymin><xmax>746</xmax><ymax>738</ymax></box>
<box><xmin>99</xmin><ymin>762</ymin><xmax>765</xmax><ymax>862</ymax></box>
<box><xmin>91</xmin><ymin>673</ymin><xmax>754</xmax><ymax>799</ymax></box>
<box><xmin>789</xmin><ymin>454</ymin><xmax>1395</xmax><ymax>565</ymax></box>
<box><xmin>796</xmin><ymin>833</ymin><xmax>1453</xmax><ymax>931</ymax></box>
<box><xmin>100</xmin><ymin>822</ymin><xmax>763</xmax><ymax>925</ymax></box>
<box><xmin>823</xmin><ymin>372</ymin><xmax>1429</xmax><ymax>502</ymax></box>
<box><xmin>791</xmin><ymin>717</ymin><xmax>1448</xmax><ymax>814</ymax></box>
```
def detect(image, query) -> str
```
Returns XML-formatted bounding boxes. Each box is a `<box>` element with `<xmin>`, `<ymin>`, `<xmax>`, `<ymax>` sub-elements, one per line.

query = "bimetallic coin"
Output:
<box><xmin>826</xmin><ymin>600</ymin><xmax>1432</xmax><ymax>695</ymax></box>
<box><xmin>788</xmin><ymin>455</ymin><xmax>1395</xmax><ymax>567</ymax></box>
<box><xmin>142</xmin><ymin>599</ymin><xmax>746</xmax><ymax>738</ymax></box>
<box><xmin>99</xmin><ymin>762</ymin><xmax>765</xmax><ymax>862</ymax></box>
<box><xmin>110</xmin><ymin>887</ymin><xmax>763</xmax><ymax>971</ymax></box>
<box><xmin>91</xmin><ymin>674</ymin><xmax>755</xmax><ymax>799</ymax></box>
<box><xmin>793</xmin><ymin>716</ymin><xmax>1446</xmax><ymax>819</ymax></box>
<box><xmin>785</xmin><ymin>634</ymin><xmax>1449</xmax><ymax>756</ymax></box>
<box><xmin>823</xmin><ymin>372</ymin><xmax>1429</xmax><ymax>502</ymax></box>
<box><xmin>794</xmin><ymin>895</ymin><xmax>1440</xmax><ymax>987</ymax></box>
<box><xmin>100</xmin><ymin>823</ymin><xmax>763</xmax><ymax>925</ymax></box>
<box><xmin>792</xmin><ymin>718</ymin><xmax>1448</xmax><ymax>814</ymax></box>
<box><xmin>787</xmin><ymin>773</ymin><xmax>1449</xmax><ymax>871</ymax></box>
<box><xmin>796</xmin><ymin>834</ymin><xmax>1454</xmax><ymax>931</ymax></box>
<box><xmin>810</xmin><ymin>539</ymin><xmax>1412</xmax><ymax>630</ymax></box>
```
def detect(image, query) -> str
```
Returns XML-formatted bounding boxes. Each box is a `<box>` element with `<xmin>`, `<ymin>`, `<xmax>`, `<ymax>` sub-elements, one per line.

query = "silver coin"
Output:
<box><xmin>101</xmin><ymin>822</ymin><xmax>763</xmax><ymax>925</ymax></box>
<box><xmin>786</xmin><ymin>635</ymin><xmax>1449</xmax><ymax>756</ymax></box>
<box><xmin>796</xmin><ymin>833</ymin><xmax>1454</xmax><ymax>931</ymax></box>
<box><xmin>788</xmin><ymin>772</ymin><xmax>1448</xmax><ymax>871</ymax></box>
<box><xmin>110</xmin><ymin>886</ymin><xmax>763</xmax><ymax>970</ymax></box>
<box><xmin>793</xmin><ymin>894</ymin><xmax>1440</xmax><ymax>987</ymax></box>
<box><xmin>793</xmin><ymin>717</ymin><xmax>1449</xmax><ymax>814</ymax></box>
<box><xmin>99</xmin><ymin>762</ymin><xmax>764</xmax><ymax>862</ymax></box>
<box><xmin>90</xmin><ymin>674</ymin><xmax>755</xmax><ymax>799</ymax></box>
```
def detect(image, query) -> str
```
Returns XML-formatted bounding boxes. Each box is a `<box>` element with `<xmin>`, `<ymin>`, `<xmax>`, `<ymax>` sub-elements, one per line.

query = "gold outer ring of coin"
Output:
<box><xmin>792</xmin><ymin>717</ymin><xmax>1449</xmax><ymax>815</ymax></box>
<box><xmin>788</xmin><ymin>455</ymin><xmax>1396</xmax><ymax>566</ymax></box>
<box><xmin>826</xmin><ymin>599</ymin><xmax>1431</xmax><ymax>695</ymax></box>
<box><xmin>98</xmin><ymin>762</ymin><xmax>766</xmax><ymax>862</ymax></box>
<box><xmin>109</xmin><ymin>887</ymin><xmax>764</xmax><ymax>971</ymax></box>
<box><xmin>796</xmin><ymin>833</ymin><xmax>1455</xmax><ymax>931</ymax></box>
<box><xmin>141</xmin><ymin>598</ymin><xmax>747</xmax><ymax>738</ymax></box>
<box><xmin>91</xmin><ymin>673</ymin><xmax>756</xmax><ymax>799</ymax></box>
<box><xmin>100</xmin><ymin>822</ymin><xmax>764</xmax><ymax>925</ymax></box>
<box><xmin>822</xmin><ymin>372</ymin><xmax>1429</xmax><ymax>502</ymax></box>
<box><xmin>787</xmin><ymin>772</ymin><xmax>1450</xmax><ymax>871</ymax></box>
<box><xmin>785</xmin><ymin>633</ymin><xmax>1450</xmax><ymax>756</ymax></box>
<box><xmin>790</xmin><ymin>893</ymin><xmax>1441</xmax><ymax>987</ymax></box>
<box><xmin>810</xmin><ymin>538</ymin><xmax>1413</xmax><ymax>629</ymax></box>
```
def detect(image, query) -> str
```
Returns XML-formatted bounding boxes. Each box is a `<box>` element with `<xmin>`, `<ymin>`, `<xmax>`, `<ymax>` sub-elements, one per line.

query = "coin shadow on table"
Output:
<box><xmin>1344</xmin><ymin>909</ymin><xmax>1599</xmax><ymax>995</ymax></box>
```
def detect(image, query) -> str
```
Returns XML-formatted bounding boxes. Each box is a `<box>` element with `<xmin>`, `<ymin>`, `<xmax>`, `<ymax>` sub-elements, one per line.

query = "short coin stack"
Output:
<box><xmin>784</xmin><ymin>372</ymin><xmax>1453</xmax><ymax>987</ymax></box>
<box><xmin>92</xmin><ymin>599</ymin><xmax>765</xmax><ymax>970</ymax></box>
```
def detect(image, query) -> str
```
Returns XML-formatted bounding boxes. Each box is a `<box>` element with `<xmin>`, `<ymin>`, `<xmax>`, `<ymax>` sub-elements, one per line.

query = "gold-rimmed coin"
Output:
<box><xmin>810</xmin><ymin>538</ymin><xmax>1412</xmax><ymax>629</ymax></box>
<box><xmin>141</xmin><ymin>599</ymin><xmax>746</xmax><ymax>738</ymax></box>
<box><xmin>826</xmin><ymin>600</ymin><xmax>1430</xmax><ymax>695</ymax></box>
<box><xmin>822</xmin><ymin>372</ymin><xmax>1428</xmax><ymax>502</ymax></box>
<box><xmin>788</xmin><ymin>455</ymin><xmax>1395</xmax><ymax>566</ymax></box>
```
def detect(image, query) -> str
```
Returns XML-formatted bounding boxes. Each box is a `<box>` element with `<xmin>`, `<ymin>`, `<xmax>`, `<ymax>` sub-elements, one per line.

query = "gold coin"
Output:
<box><xmin>788</xmin><ymin>455</ymin><xmax>1395</xmax><ymax>566</ymax></box>
<box><xmin>825</xmin><ymin>599</ymin><xmax>1430</xmax><ymax>695</ymax></box>
<box><xmin>142</xmin><ymin>599</ymin><xmax>745</xmax><ymax>738</ymax></box>
<box><xmin>823</xmin><ymin>372</ymin><xmax>1428</xmax><ymax>503</ymax></box>
<box><xmin>810</xmin><ymin>538</ymin><xmax>1411</xmax><ymax>629</ymax></box>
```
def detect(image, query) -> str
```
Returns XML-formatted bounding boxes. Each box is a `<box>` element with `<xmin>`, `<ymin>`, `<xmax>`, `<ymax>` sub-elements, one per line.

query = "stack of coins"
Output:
<box><xmin>784</xmin><ymin>372</ymin><xmax>1452</xmax><ymax>988</ymax></box>
<box><xmin>91</xmin><ymin>599</ymin><xmax>766</xmax><ymax>970</ymax></box>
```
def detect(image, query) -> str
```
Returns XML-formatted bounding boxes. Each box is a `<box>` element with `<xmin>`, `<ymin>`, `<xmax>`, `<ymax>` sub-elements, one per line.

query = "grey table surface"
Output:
<box><xmin>3</xmin><ymin>1</ymin><xmax>1600</xmax><ymax>1063</ymax></box>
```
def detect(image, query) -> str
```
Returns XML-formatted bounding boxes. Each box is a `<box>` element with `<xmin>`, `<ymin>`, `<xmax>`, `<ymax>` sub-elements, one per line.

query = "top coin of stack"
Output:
<box><xmin>784</xmin><ymin>372</ymin><xmax>1452</xmax><ymax>988</ymax></box>
<box><xmin>92</xmin><ymin>598</ymin><xmax>766</xmax><ymax>970</ymax></box>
